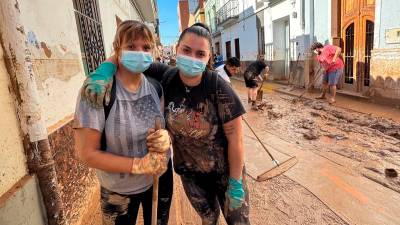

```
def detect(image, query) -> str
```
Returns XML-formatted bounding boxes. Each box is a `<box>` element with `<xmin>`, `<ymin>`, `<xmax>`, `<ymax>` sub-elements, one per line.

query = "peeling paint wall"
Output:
<box><xmin>370</xmin><ymin>48</ymin><xmax>400</xmax><ymax>102</ymax></box>
<box><xmin>370</xmin><ymin>0</ymin><xmax>400</xmax><ymax>102</ymax></box>
<box><xmin>0</xmin><ymin>40</ymin><xmax>28</xmax><ymax>197</ymax></box>
<box><xmin>18</xmin><ymin>0</ymin><xmax>86</xmax><ymax>130</ymax></box>
<box><xmin>1</xmin><ymin>0</ymin><xmax>155</xmax><ymax>224</ymax></box>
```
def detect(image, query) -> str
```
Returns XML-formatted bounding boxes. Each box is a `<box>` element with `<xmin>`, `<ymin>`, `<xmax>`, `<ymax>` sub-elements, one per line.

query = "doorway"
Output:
<box><xmin>272</xmin><ymin>17</ymin><xmax>290</xmax><ymax>80</ymax></box>
<box><xmin>341</xmin><ymin>0</ymin><xmax>375</xmax><ymax>93</ymax></box>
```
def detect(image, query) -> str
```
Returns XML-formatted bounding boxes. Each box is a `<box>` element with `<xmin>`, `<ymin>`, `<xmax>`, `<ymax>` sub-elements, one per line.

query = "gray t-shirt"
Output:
<box><xmin>74</xmin><ymin>74</ymin><xmax>165</xmax><ymax>195</ymax></box>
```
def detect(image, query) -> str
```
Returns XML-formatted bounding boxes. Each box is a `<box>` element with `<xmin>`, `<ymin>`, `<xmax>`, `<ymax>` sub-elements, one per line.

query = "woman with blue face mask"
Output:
<box><xmin>74</xmin><ymin>20</ymin><xmax>173</xmax><ymax>225</ymax></box>
<box><xmin>82</xmin><ymin>23</ymin><xmax>250</xmax><ymax>225</ymax></box>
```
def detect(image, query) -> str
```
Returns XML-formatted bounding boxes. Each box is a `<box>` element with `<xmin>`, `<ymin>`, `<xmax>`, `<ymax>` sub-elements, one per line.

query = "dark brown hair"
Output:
<box><xmin>311</xmin><ymin>42</ymin><xmax>324</xmax><ymax>51</ymax></box>
<box><xmin>177</xmin><ymin>23</ymin><xmax>214</xmax><ymax>69</ymax></box>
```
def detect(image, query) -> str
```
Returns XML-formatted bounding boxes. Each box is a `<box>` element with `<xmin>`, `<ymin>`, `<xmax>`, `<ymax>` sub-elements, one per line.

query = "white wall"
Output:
<box><xmin>18</xmin><ymin>0</ymin><xmax>143</xmax><ymax>131</ymax></box>
<box><xmin>98</xmin><ymin>0</ymin><xmax>141</xmax><ymax>56</ymax></box>
<box><xmin>221</xmin><ymin>14</ymin><xmax>258</xmax><ymax>61</ymax></box>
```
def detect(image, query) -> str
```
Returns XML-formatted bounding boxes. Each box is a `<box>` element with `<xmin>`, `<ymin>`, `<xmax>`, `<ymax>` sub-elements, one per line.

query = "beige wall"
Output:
<box><xmin>370</xmin><ymin>48</ymin><xmax>400</xmax><ymax>101</ymax></box>
<box><xmin>0</xmin><ymin>176</ymin><xmax>46</xmax><ymax>225</ymax></box>
<box><xmin>0</xmin><ymin>43</ymin><xmax>28</xmax><ymax>197</ymax></box>
<box><xmin>18</xmin><ymin>0</ymin><xmax>86</xmax><ymax>132</ymax></box>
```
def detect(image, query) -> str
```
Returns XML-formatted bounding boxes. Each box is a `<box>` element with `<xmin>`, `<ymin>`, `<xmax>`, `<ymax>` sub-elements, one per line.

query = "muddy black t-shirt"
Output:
<box><xmin>164</xmin><ymin>70</ymin><xmax>246</xmax><ymax>175</ymax></box>
<box><xmin>244</xmin><ymin>60</ymin><xmax>267</xmax><ymax>80</ymax></box>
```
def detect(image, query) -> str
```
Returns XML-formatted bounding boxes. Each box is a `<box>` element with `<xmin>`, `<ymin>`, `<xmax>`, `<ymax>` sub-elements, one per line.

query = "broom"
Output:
<box><xmin>242</xmin><ymin>117</ymin><xmax>298</xmax><ymax>181</ymax></box>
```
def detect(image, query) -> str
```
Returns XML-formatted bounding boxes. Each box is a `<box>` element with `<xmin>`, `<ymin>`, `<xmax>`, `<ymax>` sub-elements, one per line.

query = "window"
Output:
<box><xmin>72</xmin><ymin>0</ymin><xmax>106</xmax><ymax>75</ymax></box>
<box><xmin>225</xmin><ymin>41</ymin><xmax>231</xmax><ymax>59</ymax></box>
<box><xmin>364</xmin><ymin>20</ymin><xmax>374</xmax><ymax>86</ymax></box>
<box><xmin>344</xmin><ymin>23</ymin><xmax>354</xmax><ymax>84</ymax></box>
<box><xmin>234</xmin><ymin>38</ymin><xmax>240</xmax><ymax>59</ymax></box>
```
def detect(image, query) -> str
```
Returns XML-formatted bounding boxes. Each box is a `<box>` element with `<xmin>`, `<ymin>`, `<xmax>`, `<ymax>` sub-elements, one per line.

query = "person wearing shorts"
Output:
<box><xmin>243</xmin><ymin>54</ymin><xmax>267</xmax><ymax>106</ymax></box>
<box><xmin>311</xmin><ymin>42</ymin><xmax>344</xmax><ymax>104</ymax></box>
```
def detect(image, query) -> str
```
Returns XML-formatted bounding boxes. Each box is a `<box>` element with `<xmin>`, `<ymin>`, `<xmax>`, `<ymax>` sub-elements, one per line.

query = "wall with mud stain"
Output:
<box><xmin>18</xmin><ymin>0</ymin><xmax>86</xmax><ymax>130</ymax></box>
<box><xmin>370</xmin><ymin>48</ymin><xmax>400</xmax><ymax>102</ymax></box>
<box><xmin>0</xmin><ymin>39</ymin><xmax>28</xmax><ymax>197</ymax></box>
<box><xmin>48</xmin><ymin>121</ymin><xmax>100</xmax><ymax>225</ymax></box>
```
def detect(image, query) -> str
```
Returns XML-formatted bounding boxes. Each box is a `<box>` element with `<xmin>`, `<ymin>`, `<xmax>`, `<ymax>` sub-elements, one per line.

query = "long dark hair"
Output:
<box><xmin>177</xmin><ymin>23</ymin><xmax>214</xmax><ymax>69</ymax></box>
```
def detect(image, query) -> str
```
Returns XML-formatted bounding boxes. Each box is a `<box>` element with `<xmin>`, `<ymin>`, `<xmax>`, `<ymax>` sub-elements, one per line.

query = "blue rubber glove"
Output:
<box><xmin>226</xmin><ymin>177</ymin><xmax>245</xmax><ymax>211</ymax></box>
<box><xmin>81</xmin><ymin>62</ymin><xmax>117</xmax><ymax>108</ymax></box>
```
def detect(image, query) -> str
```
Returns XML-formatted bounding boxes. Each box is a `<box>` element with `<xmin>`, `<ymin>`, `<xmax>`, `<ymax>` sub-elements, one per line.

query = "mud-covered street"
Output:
<box><xmin>230</xmin><ymin>80</ymin><xmax>400</xmax><ymax>225</ymax></box>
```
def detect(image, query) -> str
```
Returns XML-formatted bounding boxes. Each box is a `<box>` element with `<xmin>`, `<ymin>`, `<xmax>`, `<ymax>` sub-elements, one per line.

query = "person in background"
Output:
<box><xmin>213</xmin><ymin>54</ymin><xmax>224</xmax><ymax>69</ymax></box>
<box><xmin>243</xmin><ymin>54</ymin><xmax>268</xmax><ymax>106</ymax></box>
<box><xmin>311</xmin><ymin>42</ymin><xmax>344</xmax><ymax>104</ymax></box>
<box><xmin>215</xmin><ymin>57</ymin><xmax>241</xmax><ymax>84</ymax></box>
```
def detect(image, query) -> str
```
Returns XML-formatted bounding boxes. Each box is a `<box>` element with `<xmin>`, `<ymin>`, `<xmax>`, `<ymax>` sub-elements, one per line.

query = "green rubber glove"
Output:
<box><xmin>81</xmin><ymin>62</ymin><xmax>117</xmax><ymax>108</ymax></box>
<box><xmin>226</xmin><ymin>177</ymin><xmax>245</xmax><ymax>210</ymax></box>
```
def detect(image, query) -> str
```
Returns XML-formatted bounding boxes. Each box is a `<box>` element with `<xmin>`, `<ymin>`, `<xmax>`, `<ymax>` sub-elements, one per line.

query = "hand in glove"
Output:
<box><xmin>147</xmin><ymin>129</ymin><xmax>171</xmax><ymax>153</ymax></box>
<box><xmin>225</xmin><ymin>177</ymin><xmax>245</xmax><ymax>211</ymax></box>
<box><xmin>81</xmin><ymin>61</ymin><xmax>117</xmax><ymax>108</ymax></box>
<box><xmin>131</xmin><ymin>152</ymin><xmax>168</xmax><ymax>175</ymax></box>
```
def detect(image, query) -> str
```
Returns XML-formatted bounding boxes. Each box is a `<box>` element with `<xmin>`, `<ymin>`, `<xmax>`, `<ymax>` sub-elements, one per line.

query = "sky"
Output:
<box><xmin>157</xmin><ymin>0</ymin><xmax>180</xmax><ymax>46</ymax></box>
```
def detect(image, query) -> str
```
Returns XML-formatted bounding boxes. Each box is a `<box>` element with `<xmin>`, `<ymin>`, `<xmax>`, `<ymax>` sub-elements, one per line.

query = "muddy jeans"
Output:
<box><xmin>180</xmin><ymin>171</ymin><xmax>250</xmax><ymax>225</ymax></box>
<box><xmin>101</xmin><ymin>160</ymin><xmax>173</xmax><ymax>225</ymax></box>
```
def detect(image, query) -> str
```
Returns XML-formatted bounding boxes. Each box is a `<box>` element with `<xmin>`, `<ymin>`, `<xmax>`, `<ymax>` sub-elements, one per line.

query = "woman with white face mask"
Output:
<box><xmin>82</xmin><ymin>23</ymin><xmax>250</xmax><ymax>225</ymax></box>
<box><xmin>74</xmin><ymin>20</ymin><xmax>173</xmax><ymax>225</ymax></box>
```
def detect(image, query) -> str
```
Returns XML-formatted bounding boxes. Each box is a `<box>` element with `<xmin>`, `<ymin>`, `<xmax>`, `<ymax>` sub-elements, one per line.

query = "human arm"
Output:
<box><xmin>216</xmin><ymin>78</ymin><xmax>246</xmax><ymax>210</ymax></box>
<box><xmin>332</xmin><ymin>46</ymin><xmax>342</xmax><ymax>63</ymax></box>
<box><xmin>223</xmin><ymin>117</ymin><xmax>244</xmax><ymax>180</ymax></box>
<box><xmin>74</xmin><ymin>128</ymin><xmax>167</xmax><ymax>174</ymax></box>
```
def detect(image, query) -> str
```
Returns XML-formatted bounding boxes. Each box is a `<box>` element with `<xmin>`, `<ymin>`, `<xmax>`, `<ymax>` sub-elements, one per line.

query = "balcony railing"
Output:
<box><xmin>216</xmin><ymin>0</ymin><xmax>239</xmax><ymax>26</ymax></box>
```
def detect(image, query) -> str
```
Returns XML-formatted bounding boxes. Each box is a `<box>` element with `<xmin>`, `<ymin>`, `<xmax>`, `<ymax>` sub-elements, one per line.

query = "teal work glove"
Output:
<box><xmin>81</xmin><ymin>62</ymin><xmax>117</xmax><ymax>108</ymax></box>
<box><xmin>226</xmin><ymin>177</ymin><xmax>245</xmax><ymax>211</ymax></box>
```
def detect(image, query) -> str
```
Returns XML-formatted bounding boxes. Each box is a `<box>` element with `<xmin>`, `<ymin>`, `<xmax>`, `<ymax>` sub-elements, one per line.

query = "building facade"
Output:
<box><xmin>205</xmin><ymin>0</ymin><xmax>400</xmax><ymax>103</ymax></box>
<box><xmin>0</xmin><ymin>1</ymin><xmax>158</xmax><ymax>225</ymax></box>
<box><xmin>205</xmin><ymin>0</ymin><xmax>262</xmax><ymax>69</ymax></box>
<box><xmin>178</xmin><ymin>0</ymin><xmax>191</xmax><ymax>32</ymax></box>
<box><xmin>194</xmin><ymin>0</ymin><xmax>206</xmax><ymax>23</ymax></box>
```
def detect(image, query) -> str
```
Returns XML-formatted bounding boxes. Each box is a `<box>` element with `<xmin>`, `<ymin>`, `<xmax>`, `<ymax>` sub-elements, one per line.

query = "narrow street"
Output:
<box><xmin>230</xmin><ymin>80</ymin><xmax>400</xmax><ymax>225</ymax></box>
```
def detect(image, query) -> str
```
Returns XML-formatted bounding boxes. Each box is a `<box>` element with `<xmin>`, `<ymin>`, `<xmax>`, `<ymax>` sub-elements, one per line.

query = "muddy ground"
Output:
<box><xmin>248</xmin><ymin>93</ymin><xmax>400</xmax><ymax>193</ymax></box>
<box><xmin>234</xmin><ymin>81</ymin><xmax>400</xmax><ymax>225</ymax></box>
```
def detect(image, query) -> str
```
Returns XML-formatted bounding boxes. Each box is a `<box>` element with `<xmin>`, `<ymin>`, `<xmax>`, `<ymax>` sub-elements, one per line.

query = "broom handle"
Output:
<box><xmin>151</xmin><ymin>117</ymin><xmax>162</xmax><ymax>225</ymax></box>
<box><xmin>242</xmin><ymin>117</ymin><xmax>278</xmax><ymax>163</ymax></box>
<box><xmin>298</xmin><ymin>66</ymin><xmax>324</xmax><ymax>99</ymax></box>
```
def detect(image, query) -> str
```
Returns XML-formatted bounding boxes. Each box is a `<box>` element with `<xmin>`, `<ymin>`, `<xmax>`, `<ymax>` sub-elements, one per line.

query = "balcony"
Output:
<box><xmin>216</xmin><ymin>0</ymin><xmax>239</xmax><ymax>27</ymax></box>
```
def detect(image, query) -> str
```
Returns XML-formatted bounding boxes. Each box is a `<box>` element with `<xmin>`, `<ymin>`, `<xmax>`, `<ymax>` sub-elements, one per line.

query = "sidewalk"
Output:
<box><xmin>231</xmin><ymin>77</ymin><xmax>400</xmax><ymax>123</ymax></box>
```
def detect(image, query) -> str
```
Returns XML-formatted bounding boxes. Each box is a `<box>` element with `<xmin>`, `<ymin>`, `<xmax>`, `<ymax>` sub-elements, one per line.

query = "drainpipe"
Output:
<box><xmin>0</xmin><ymin>2</ymin><xmax>65</xmax><ymax>225</ymax></box>
<box><xmin>310</xmin><ymin>0</ymin><xmax>314</xmax><ymax>46</ymax></box>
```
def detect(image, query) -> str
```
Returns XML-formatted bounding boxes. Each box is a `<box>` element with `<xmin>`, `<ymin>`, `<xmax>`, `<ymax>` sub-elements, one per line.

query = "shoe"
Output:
<box><xmin>315</xmin><ymin>95</ymin><xmax>326</xmax><ymax>100</ymax></box>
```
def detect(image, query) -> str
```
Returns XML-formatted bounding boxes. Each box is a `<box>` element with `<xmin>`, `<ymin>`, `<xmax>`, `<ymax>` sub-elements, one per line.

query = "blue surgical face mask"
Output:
<box><xmin>176</xmin><ymin>54</ymin><xmax>207</xmax><ymax>77</ymax></box>
<box><xmin>121</xmin><ymin>50</ymin><xmax>153</xmax><ymax>73</ymax></box>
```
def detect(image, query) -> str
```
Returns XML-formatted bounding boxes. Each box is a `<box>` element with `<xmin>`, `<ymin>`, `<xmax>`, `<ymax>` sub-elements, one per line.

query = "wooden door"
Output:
<box><xmin>341</xmin><ymin>0</ymin><xmax>375</xmax><ymax>92</ymax></box>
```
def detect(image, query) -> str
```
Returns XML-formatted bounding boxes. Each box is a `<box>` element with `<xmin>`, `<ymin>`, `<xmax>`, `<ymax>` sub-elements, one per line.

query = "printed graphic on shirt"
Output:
<box><xmin>164</xmin><ymin>74</ymin><xmax>245</xmax><ymax>175</ymax></box>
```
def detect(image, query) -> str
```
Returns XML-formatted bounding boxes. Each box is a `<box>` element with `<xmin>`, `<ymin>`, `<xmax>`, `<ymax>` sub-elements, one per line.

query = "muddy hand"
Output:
<box><xmin>147</xmin><ymin>129</ymin><xmax>171</xmax><ymax>153</ymax></box>
<box><xmin>81</xmin><ymin>61</ymin><xmax>116</xmax><ymax>108</ymax></box>
<box><xmin>225</xmin><ymin>177</ymin><xmax>245</xmax><ymax>211</ymax></box>
<box><xmin>131</xmin><ymin>152</ymin><xmax>168</xmax><ymax>175</ymax></box>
